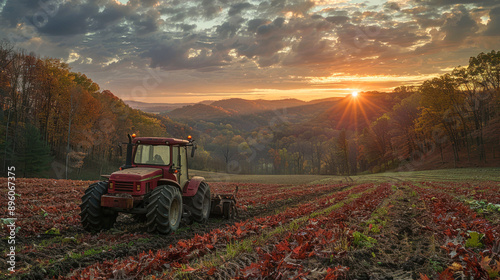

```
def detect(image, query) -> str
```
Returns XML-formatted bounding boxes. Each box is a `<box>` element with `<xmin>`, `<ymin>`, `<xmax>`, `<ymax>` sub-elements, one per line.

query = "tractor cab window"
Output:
<box><xmin>171</xmin><ymin>145</ymin><xmax>189</xmax><ymax>187</ymax></box>
<box><xmin>171</xmin><ymin>146</ymin><xmax>187</xmax><ymax>167</ymax></box>
<box><xmin>134</xmin><ymin>144</ymin><xmax>170</xmax><ymax>166</ymax></box>
<box><xmin>172</xmin><ymin>146</ymin><xmax>180</xmax><ymax>167</ymax></box>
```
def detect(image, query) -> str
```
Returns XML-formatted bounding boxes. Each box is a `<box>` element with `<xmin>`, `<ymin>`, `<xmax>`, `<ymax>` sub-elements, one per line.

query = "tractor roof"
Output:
<box><xmin>132</xmin><ymin>137</ymin><xmax>191</xmax><ymax>145</ymax></box>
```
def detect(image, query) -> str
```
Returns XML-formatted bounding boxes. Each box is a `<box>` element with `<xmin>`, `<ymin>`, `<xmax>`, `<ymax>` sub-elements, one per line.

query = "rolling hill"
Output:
<box><xmin>210</xmin><ymin>98</ymin><xmax>307</xmax><ymax>114</ymax></box>
<box><xmin>123</xmin><ymin>100</ymin><xmax>194</xmax><ymax>113</ymax></box>
<box><xmin>166</xmin><ymin>103</ymin><xmax>235</xmax><ymax>120</ymax></box>
<box><xmin>161</xmin><ymin>94</ymin><xmax>394</xmax><ymax>133</ymax></box>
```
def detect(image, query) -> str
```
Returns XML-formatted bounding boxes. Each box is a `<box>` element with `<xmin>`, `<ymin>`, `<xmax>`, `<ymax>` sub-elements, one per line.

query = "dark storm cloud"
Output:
<box><xmin>36</xmin><ymin>2</ymin><xmax>101</xmax><ymax>36</ymax></box>
<box><xmin>142</xmin><ymin>35</ymin><xmax>228</xmax><ymax>70</ymax></box>
<box><xmin>237</xmin><ymin>28</ymin><xmax>285</xmax><ymax>61</ymax></box>
<box><xmin>0</xmin><ymin>0</ymin><xmax>135</xmax><ymax>36</ymax></box>
<box><xmin>1</xmin><ymin>0</ymin><xmax>41</xmax><ymax>27</ymax></box>
<box><xmin>177</xmin><ymin>23</ymin><xmax>197</xmax><ymax>32</ymax></box>
<box><xmin>325</xmin><ymin>16</ymin><xmax>350</xmax><ymax>25</ymax></box>
<box><xmin>414</xmin><ymin>0</ymin><xmax>498</xmax><ymax>7</ymax></box>
<box><xmin>384</xmin><ymin>2</ymin><xmax>400</xmax><ymax>11</ymax></box>
<box><xmin>235</xmin><ymin>17</ymin><xmax>296</xmax><ymax>64</ymax></box>
<box><xmin>283</xmin><ymin>30</ymin><xmax>331</xmax><ymax>66</ymax></box>
<box><xmin>129</xmin><ymin>0</ymin><xmax>159</xmax><ymax>8</ymax></box>
<box><xmin>36</xmin><ymin>2</ymin><xmax>100</xmax><ymax>35</ymax></box>
<box><xmin>413</xmin><ymin>13</ymin><xmax>445</xmax><ymax>29</ymax></box>
<box><xmin>126</xmin><ymin>9</ymin><xmax>161</xmax><ymax>34</ymax></box>
<box><xmin>169</xmin><ymin>11</ymin><xmax>188</xmax><ymax>22</ymax></box>
<box><xmin>93</xmin><ymin>2</ymin><xmax>132</xmax><ymax>30</ymax></box>
<box><xmin>376</xmin><ymin>23</ymin><xmax>430</xmax><ymax>47</ymax></box>
<box><xmin>484</xmin><ymin>7</ymin><xmax>500</xmax><ymax>36</ymax></box>
<box><xmin>441</xmin><ymin>6</ymin><xmax>478</xmax><ymax>42</ymax></box>
<box><xmin>247</xmin><ymin>18</ymin><xmax>270</xmax><ymax>32</ymax></box>
<box><xmin>254</xmin><ymin>0</ymin><xmax>314</xmax><ymax>18</ymax></box>
<box><xmin>401</xmin><ymin>6</ymin><xmax>430</xmax><ymax>15</ymax></box>
<box><xmin>256</xmin><ymin>24</ymin><xmax>276</xmax><ymax>36</ymax></box>
<box><xmin>273</xmin><ymin>17</ymin><xmax>285</xmax><ymax>27</ymax></box>
<box><xmin>201</xmin><ymin>0</ymin><xmax>222</xmax><ymax>19</ymax></box>
<box><xmin>228</xmin><ymin>2</ymin><xmax>252</xmax><ymax>16</ymax></box>
<box><xmin>216</xmin><ymin>17</ymin><xmax>244</xmax><ymax>38</ymax></box>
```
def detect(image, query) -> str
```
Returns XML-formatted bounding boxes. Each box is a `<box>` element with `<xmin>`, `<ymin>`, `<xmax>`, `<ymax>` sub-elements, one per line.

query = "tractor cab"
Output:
<box><xmin>80</xmin><ymin>134</ymin><xmax>237</xmax><ymax>235</ymax></box>
<box><xmin>127</xmin><ymin>136</ymin><xmax>191</xmax><ymax>188</ymax></box>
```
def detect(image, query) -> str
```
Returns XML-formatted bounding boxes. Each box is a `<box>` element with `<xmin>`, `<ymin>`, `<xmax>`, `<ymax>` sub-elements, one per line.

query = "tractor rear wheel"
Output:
<box><xmin>187</xmin><ymin>182</ymin><xmax>211</xmax><ymax>223</ymax></box>
<box><xmin>80</xmin><ymin>181</ymin><xmax>117</xmax><ymax>231</ymax></box>
<box><xmin>146</xmin><ymin>185</ymin><xmax>182</xmax><ymax>234</ymax></box>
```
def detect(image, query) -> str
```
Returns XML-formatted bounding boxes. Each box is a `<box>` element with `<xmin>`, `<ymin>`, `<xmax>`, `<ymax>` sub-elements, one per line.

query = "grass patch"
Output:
<box><xmin>226</xmin><ymin>238</ymin><xmax>255</xmax><ymax>258</ymax></box>
<box><xmin>69</xmin><ymin>248</ymin><xmax>103</xmax><ymax>259</ymax></box>
<box><xmin>352</xmin><ymin>231</ymin><xmax>377</xmax><ymax>248</ymax></box>
<box><xmin>429</xmin><ymin>259</ymin><xmax>444</xmax><ymax>273</ymax></box>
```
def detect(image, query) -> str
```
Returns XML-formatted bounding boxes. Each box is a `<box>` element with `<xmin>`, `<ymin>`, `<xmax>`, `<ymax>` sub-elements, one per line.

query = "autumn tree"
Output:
<box><xmin>337</xmin><ymin>130</ymin><xmax>349</xmax><ymax>175</ymax></box>
<box><xmin>417</xmin><ymin>75</ymin><xmax>466</xmax><ymax>166</ymax></box>
<box><xmin>13</xmin><ymin>124</ymin><xmax>52</xmax><ymax>177</ymax></box>
<box><xmin>389</xmin><ymin>93</ymin><xmax>421</xmax><ymax>160</ymax></box>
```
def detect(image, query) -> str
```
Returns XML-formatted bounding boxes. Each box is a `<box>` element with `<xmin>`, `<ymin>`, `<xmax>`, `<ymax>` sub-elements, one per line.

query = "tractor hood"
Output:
<box><xmin>110</xmin><ymin>167</ymin><xmax>162</xmax><ymax>182</ymax></box>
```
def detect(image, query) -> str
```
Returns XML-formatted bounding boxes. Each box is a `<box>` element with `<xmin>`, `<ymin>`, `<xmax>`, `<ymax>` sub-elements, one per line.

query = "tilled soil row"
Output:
<box><xmin>343</xmin><ymin>184</ymin><xmax>448</xmax><ymax>279</ymax></box>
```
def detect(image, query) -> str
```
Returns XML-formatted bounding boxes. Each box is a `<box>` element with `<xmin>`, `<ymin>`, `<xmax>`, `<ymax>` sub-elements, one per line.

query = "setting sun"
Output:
<box><xmin>351</xmin><ymin>91</ymin><xmax>359</xmax><ymax>97</ymax></box>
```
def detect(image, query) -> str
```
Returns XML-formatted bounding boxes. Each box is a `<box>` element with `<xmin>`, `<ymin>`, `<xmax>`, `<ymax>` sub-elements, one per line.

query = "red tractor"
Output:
<box><xmin>80</xmin><ymin>134</ymin><xmax>236</xmax><ymax>234</ymax></box>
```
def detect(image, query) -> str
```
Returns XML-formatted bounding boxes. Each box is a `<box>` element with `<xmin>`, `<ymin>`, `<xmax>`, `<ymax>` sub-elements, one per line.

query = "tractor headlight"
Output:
<box><xmin>136</xmin><ymin>183</ymin><xmax>141</xmax><ymax>191</ymax></box>
<box><xmin>109</xmin><ymin>182</ymin><xmax>113</xmax><ymax>189</ymax></box>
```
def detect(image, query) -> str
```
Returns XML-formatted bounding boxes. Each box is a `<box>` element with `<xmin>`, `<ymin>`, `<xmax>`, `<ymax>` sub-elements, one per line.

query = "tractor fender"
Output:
<box><xmin>157</xmin><ymin>179</ymin><xmax>181</xmax><ymax>190</ymax></box>
<box><xmin>182</xmin><ymin>176</ymin><xmax>206</xmax><ymax>197</ymax></box>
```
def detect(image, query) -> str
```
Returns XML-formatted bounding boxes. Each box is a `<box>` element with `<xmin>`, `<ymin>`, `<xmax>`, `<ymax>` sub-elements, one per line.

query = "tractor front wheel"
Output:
<box><xmin>187</xmin><ymin>182</ymin><xmax>211</xmax><ymax>223</ymax></box>
<box><xmin>146</xmin><ymin>185</ymin><xmax>183</xmax><ymax>234</ymax></box>
<box><xmin>80</xmin><ymin>181</ymin><xmax>117</xmax><ymax>232</ymax></box>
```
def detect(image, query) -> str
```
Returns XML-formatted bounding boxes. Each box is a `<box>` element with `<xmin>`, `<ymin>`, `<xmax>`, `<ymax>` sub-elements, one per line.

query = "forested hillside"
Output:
<box><xmin>0</xmin><ymin>41</ymin><xmax>191</xmax><ymax>178</ymax></box>
<box><xmin>166</xmin><ymin>52</ymin><xmax>500</xmax><ymax>175</ymax></box>
<box><xmin>1</xmin><ymin>39</ymin><xmax>499</xmax><ymax>178</ymax></box>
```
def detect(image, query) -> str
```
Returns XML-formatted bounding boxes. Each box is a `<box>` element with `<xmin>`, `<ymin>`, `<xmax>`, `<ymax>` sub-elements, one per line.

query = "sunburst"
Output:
<box><xmin>333</xmin><ymin>92</ymin><xmax>386</xmax><ymax>132</ymax></box>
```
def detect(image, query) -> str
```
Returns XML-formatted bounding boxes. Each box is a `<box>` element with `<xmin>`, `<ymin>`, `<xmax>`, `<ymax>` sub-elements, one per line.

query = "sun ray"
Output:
<box><xmin>335</xmin><ymin>98</ymin><xmax>354</xmax><ymax>130</ymax></box>
<box><xmin>356</xmin><ymin>96</ymin><xmax>373</xmax><ymax>129</ymax></box>
<box><xmin>355</xmin><ymin>96</ymin><xmax>388</xmax><ymax>113</ymax></box>
<box><xmin>333</xmin><ymin>92</ymin><xmax>388</xmax><ymax>131</ymax></box>
<box><xmin>353</xmin><ymin>97</ymin><xmax>358</xmax><ymax>131</ymax></box>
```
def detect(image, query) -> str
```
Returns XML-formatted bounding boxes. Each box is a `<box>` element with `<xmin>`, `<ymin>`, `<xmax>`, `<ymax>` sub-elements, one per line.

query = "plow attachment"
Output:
<box><xmin>210</xmin><ymin>186</ymin><xmax>238</xmax><ymax>219</ymax></box>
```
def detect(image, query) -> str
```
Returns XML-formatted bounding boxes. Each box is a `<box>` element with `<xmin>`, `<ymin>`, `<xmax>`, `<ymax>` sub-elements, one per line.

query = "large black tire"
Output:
<box><xmin>80</xmin><ymin>181</ymin><xmax>117</xmax><ymax>232</ymax></box>
<box><xmin>146</xmin><ymin>185</ymin><xmax>183</xmax><ymax>234</ymax></box>
<box><xmin>187</xmin><ymin>182</ymin><xmax>211</xmax><ymax>223</ymax></box>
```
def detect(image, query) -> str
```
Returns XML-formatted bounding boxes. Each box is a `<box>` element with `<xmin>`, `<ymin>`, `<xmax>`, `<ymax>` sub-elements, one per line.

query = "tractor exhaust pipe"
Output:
<box><xmin>125</xmin><ymin>134</ymin><xmax>133</xmax><ymax>168</ymax></box>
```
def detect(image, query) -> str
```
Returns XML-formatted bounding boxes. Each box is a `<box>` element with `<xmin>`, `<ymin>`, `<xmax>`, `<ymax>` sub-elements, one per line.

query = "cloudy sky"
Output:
<box><xmin>0</xmin><ymin>0</ymin><xmax>499</xmax><ymax>103</ymax></box>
